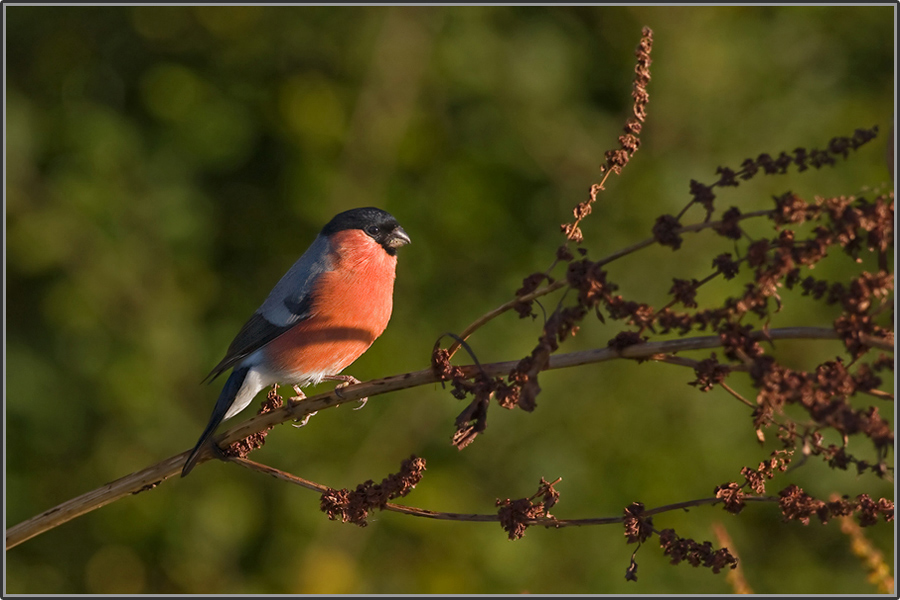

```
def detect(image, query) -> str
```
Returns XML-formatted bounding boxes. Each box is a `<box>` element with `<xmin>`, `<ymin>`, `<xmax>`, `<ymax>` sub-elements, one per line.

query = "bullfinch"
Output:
<box><xmin>182</xmin><ymin>207</ymin><xmax>410</xmax><ymax>477</ymax></box>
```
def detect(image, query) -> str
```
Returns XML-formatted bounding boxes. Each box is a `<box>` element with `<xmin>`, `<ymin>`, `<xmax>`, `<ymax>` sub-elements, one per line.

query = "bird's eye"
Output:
<box><xmin>365</xmin><ymin>225</ymin><xmax>380</xmax><ymax>236</ymax></box>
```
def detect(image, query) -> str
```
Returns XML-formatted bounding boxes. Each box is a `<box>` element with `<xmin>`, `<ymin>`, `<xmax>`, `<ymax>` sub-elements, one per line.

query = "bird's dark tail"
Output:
<box><xmin>181</xmin><ymin>366</ymin><xmax>249</xmax><ymax>477</ymax></box>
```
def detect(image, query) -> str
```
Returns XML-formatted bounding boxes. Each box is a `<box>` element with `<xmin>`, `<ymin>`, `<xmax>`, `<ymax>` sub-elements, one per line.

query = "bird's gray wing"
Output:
<box><xmin>202</xmin><ymin>234</ymin><xmax>333</xmax><ymax>383</ymax></box>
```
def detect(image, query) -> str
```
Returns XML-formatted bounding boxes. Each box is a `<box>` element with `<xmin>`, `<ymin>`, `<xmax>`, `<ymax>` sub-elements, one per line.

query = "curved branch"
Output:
<box><xmin>6</xmin><ymin>326</ymin><xmax>891</xmax><ymax>549</ymax></box>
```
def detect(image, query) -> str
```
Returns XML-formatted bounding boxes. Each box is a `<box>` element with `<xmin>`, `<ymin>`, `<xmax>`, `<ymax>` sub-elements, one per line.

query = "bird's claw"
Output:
<box><xmin>325</xmin><ymin>374</ymin><xmax>361</xmax><ymax>403</ymax></box>
<box><xmin>332</xmin><ymin>381</ymin><xmax>368</xmax><ymax>409</ymax></box>
<box><xmin>334</xmin><ymin>381</ymin><xmax>369</xmax><ymax>410</ymax></box>
<box><xmin>288</xmin><ymin>385</ymin><xmax>307</xmax><ymax>407</ymax></box>
<box><xmin>292</xmin><ymin>411</ymin><xmax>318</xmax><ymax>428</ymax></box>
<box><xmin>288</xmin><ymin>384</ymin><xmax>315</xmax><ymax>426</ymax></box>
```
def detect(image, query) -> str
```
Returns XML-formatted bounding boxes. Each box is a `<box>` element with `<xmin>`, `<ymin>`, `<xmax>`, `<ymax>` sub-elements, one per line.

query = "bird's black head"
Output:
<box><xmin>321</xmin><ymin>207</ymin><xmax>411</xmax><ymax>255</ymax></box>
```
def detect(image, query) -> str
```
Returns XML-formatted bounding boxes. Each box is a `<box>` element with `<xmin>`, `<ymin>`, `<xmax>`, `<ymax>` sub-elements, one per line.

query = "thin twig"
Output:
<box><xmin>719</xmin><ymin>382</ymin><xmax>758</xmax><ymax>410</ymax></box>
<box><xmin>651</xmin><ymin>354</ymin><xmax>749</xmax><ymax>373</ymax></box>
<box><xmin>231</xmin><ymin>456</ymin><xmax>776</xmax><ymax>527</ymax></box>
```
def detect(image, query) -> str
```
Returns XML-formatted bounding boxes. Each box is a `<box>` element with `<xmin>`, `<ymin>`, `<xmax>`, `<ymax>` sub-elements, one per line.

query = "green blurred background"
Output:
<box><xmin>5</xmin><ymin>5</ymin><xmax>894</xmax><ymax>594</ymax></box>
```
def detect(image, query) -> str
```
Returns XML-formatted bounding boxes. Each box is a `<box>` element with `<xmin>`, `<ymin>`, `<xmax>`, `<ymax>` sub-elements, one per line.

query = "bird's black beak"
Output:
<box><xmin>386</xmin><ymin>226</ymin><xmax>411</xmax><ymax>249</ymax></box>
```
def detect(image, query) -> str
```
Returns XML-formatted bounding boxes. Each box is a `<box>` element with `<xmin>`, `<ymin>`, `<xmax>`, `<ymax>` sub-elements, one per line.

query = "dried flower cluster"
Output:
<box><xmin>560</xmin><ymin>26</ymin><xmax>653</xmax><ymax>246</ymax></box>
<box><xmin>688</xmin><ymin>353</ymin><xmax>732</xmax><ymax>391</ymax></box>
<box><xmin>657</xmin><ymin>529</ymin><xmax>738</xmax><ymax>575</ymax></box>
<box><xmin>495</xmin><ymin>478</ymin><xmax>561</xmax><ymax>540</ymax></box>
<box><xmin>320</xmin><ymin>456</ymin><xmax>426</xmax><ymax>527</ymax></box>
<box><xmin>713</xmin><ymin>452</ymin><xmax>893</xmax><ymax>534</ymax></box>
<box><xmin>680</xmin><ymin>127</ymin><xmax>880</xmax><ymax>224</ymax></box>
<box><xmin>778</xmin><ymin>485</ymin><xmax>894</xmax><ymax>527</ymax></box>
<box><xmin>714</xmin><ymin>449</ymin><xmax>793</xmax><ymax>514</ymax></box>
<box><xmin>622</xmin><ymin>502</ymin><xmax>738</xmax><ymax>582</ymax></box>
<box><xmin>431</xmin><ymin>345</ymin><xmax>504</xmax><ymax>449</ymax></box>
<box><xmin>224</xmin><ymin>385</ymin><xmax>284</xmax><ymax>458</ymax></box>
<box><xmin>751</xmin><ymin>356</ymin><xmax>893</xmax><ymax>470</ymax></box>
<box><xmin>623</xmin><ymin>501</ymin><xmax>654</xmax><ymax>544</ymax></box>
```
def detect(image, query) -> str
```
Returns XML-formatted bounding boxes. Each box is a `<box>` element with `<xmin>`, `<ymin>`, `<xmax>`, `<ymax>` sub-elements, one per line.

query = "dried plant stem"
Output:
<box><xmin>447</xmin><ymin>280</ymin><xmax>567</xmax><ymax>358</ymax></box>
<box><xmin>545</xmin><ymin>176</ymin><xmax>614</xmax><ymax>276</ymax></box>
<box><xmin>719</xmin><ymin>381</ymin><xmax>757</xmax><ymax>410</ymax></box>
<box><xmin>446</xmin><ymin>209</ymin><xmax>773</xmax><ymax>358</ymax></box>
<box><xmin>232</xmin><ymin>455</ymin><xmax>775</xmax><ymax>527</ymax></box>
<box><xmin>5</xmin><ymin>326</ymin><xmax>891</xmax><ymax>550</ymax></box>
<box><xmin>230</xmin><ymin>457</ymin><xmax>497</xmax><ymax>523</ymax></box>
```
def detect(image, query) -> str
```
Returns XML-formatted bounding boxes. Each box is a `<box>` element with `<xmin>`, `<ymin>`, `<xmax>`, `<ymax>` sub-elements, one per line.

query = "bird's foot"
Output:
<box><xmin>291</xmin><ymin>410</ymin><xmax>318</xmax><ymax>428</ymax></box>
<box><xmin>323</xmin><ymin>374</ymin><xmax>361</xmax><ymax>387</ymax></box>
<box><xmin>323</xmin><ymin>374</ymin><xmax>368</xmax><ymax>409</ymax></box>
<box><xmin>288</xmin><ymin>385</ymin><xmax>315</xmax><ymax>426</ymax></box>
<box><xmin>288</xmin><ymin>384</ymin><xmax>307</xmax><ymax>407</ymax></box>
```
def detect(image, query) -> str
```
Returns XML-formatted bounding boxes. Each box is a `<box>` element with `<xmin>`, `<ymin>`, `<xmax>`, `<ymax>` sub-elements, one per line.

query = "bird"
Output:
<box><xmin>181</xmin><ymin>207</ymin><xmax>410</xmax><ymax>477</ymax></box>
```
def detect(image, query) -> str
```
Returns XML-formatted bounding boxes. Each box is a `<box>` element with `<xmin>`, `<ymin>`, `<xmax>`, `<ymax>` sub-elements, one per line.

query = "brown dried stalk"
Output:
<box><xmin>232</xmin><ymin>455</ymin><xmax>777</xmax><ymax>530</ymax></box>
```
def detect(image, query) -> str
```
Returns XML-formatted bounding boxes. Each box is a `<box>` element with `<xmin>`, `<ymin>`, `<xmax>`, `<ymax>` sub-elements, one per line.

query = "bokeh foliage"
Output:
<box><xmin>5</xmin><ymin>5</ymin><xmax>894</xmax><ymax>594</ymax></box>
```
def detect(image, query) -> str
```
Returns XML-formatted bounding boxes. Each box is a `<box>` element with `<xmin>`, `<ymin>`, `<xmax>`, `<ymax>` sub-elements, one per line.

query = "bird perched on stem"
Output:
<box><xmin>182</xmin><ymin>207</ymin><xmax>410</xmax><ymax>477</ymax></box>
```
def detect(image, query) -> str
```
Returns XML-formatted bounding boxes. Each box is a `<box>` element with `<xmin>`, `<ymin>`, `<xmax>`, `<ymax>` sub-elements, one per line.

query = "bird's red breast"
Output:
<box><xmin>262</xmin><ymin>229</ymin><xmax>398</xmax><ymax>378</ymax></box>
